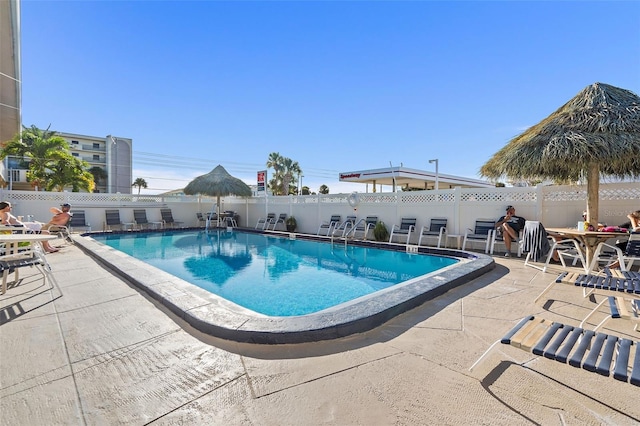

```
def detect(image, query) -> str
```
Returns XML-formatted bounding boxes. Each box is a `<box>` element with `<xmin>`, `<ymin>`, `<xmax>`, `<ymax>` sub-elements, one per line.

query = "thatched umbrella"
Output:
<box><xmin>480</xmin><ymin>81</ymin><xmax>640</xmax><ymax>230</ymax></box>
<box><xmin>183</xmin><ymin>164</ymin><xmax>252</xmax><ymax>228</ymax></box>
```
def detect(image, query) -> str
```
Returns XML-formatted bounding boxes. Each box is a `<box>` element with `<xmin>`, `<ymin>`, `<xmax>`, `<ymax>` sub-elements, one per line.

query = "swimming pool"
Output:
<box><xmin>77</xmin><ymin>229</ymin><xmax>494</xmax><ymax>343</ymax></box>
<box><xmin>91</xmin><ymin>230</ymin><xmax>459</xmax><ymax>316</ymax></box>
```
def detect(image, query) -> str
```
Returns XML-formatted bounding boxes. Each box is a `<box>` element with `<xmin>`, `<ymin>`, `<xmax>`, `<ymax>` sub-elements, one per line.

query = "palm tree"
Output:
<box><xmin>46</xmin><ymin>154</ymin><xmax>95</xmax><ymax>192</ymax></box>
<box><xmin>319</xmin><ymin>184</ymin><xmax>329</xmax><ymax>194</ymax></box>
<box><xmin>266</xmin><ymin>152</ymin><xmax>284</xmax><ymax>195</ymax></box>
<box><xmin>281</xmin><ymin>158</ymin><xmax>302</xmax><ymax>195</ymax></box>
<box><xmin>132</xmin><ymin>177</ymin><xmax>148</xmax><ymax>195</ymax></box>
<box><xmin>89</xmin><ymin>166</ymin><xmax>108</xmax><ymax>190</ymax></box>
<box><xmin>0</xmin><ymin>125</ymin><xmax>70</xmax><ymax>190</ymax></box>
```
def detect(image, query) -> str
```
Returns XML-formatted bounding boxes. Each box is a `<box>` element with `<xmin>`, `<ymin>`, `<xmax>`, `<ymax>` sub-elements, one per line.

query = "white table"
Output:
<box><xmin>0</xmin><ymin>234</ymin><xmax>59</xmax><ymax>294</ymax></box>
<box><xmin>446</xmin><ymin>234</ymin><xmax>463</xmax><ymax>249</ymax></box>
<box><xmin>546</xmin><ymin>228</ymin><xmax>629</xmax><ymax>267</ymax></box>
<box><xmin>0</xmin><ymin>233</ymin><xmax>58</xmax><ymax>256</ymax></box>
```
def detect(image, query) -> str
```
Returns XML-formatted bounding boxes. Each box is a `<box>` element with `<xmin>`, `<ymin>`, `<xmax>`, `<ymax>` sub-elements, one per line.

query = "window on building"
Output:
<box><xmin>71</xmin><ymin>140</ymin><xmax>79</xmax><ymax>144</ymax></box>
<box><xmin>93</xmin><ymin>155</ymin><xmax>100</xmax><ymax>161</ymax></box>
<box><xmin>72</xmin><ymin>153</ymin><xmax>79</xmax><ymax>157</ymax></box>
<box><xmin>93</xmin><ymin>143</ymin><xmax>100</xmax><ymax>149</ymax></box>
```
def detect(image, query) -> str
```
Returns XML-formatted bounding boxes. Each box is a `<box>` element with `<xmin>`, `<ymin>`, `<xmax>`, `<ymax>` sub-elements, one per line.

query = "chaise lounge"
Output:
<box><xmin>469</xmin><ymin>315</ymin><xmax>640</xmax><ymax>387</ymax></box>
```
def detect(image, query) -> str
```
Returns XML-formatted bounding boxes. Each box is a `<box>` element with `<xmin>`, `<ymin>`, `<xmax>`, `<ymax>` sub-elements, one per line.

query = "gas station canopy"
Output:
<box><xmin>339</xmin><ymin>166</ymin><xmax>494</xmax><ymax>192</ymax></box>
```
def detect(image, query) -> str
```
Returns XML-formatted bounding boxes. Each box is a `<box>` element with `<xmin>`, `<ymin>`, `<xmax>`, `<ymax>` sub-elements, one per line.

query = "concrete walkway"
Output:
<box><xmin>1</xmin><ymin>238</ymin><xmax>639</xmax><ymax>425</ymax></box>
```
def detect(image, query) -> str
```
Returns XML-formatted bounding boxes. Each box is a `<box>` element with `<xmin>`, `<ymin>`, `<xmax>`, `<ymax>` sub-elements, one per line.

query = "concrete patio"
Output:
<box><xmin>1</xmin><ymin>236</ymin><xmax>639</xmax><ymax>425</ymax></box>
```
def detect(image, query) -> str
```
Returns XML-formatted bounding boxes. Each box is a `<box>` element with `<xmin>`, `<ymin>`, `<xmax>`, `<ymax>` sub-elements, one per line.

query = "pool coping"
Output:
<box><xmin>73</xmin><ymin>228</ymin><xmax>495</xmax><ymax>344</ymax></box>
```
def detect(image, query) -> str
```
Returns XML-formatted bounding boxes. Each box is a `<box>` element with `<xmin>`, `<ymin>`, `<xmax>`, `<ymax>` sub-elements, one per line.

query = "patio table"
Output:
<box><xmin>545</xmin><ymin>227</ymin><xmax>629</xmax><ymax>268</ymax></box>
<box><xmin>0</xmin><ymin>233</ymin><xmax>58</xmax><ymax>255</ymax></box>
<box><xmin>0</xmin><ymin>233</ymin><xmax>58</xmax><ymax>294</ymax></box>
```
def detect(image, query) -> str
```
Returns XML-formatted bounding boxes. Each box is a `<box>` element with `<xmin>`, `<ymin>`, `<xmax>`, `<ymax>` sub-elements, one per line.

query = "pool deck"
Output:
<box><xmin>1</xmin><ymin>235</ymin><xmax>639</xmax><ymax>425</ymax></box>
<box><xmin>73</xmin><ymin>232</ymin><xmax>495</xmax><ymax>344</ymax></box>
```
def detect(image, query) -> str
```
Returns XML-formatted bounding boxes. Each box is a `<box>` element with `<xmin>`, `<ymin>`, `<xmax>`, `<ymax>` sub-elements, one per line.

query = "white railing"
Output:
<box><xmin>1</xmin><ymin>182</ymin><xmax>638</xmax><ymax>239</ymax></box>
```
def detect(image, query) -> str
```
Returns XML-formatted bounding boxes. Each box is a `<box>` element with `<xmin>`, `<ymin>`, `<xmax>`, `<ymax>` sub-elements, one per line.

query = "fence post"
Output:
<box><xmin>453</xmin><ymin>186</ymin><xmax>462</xmax><ymax>234</ymax></box>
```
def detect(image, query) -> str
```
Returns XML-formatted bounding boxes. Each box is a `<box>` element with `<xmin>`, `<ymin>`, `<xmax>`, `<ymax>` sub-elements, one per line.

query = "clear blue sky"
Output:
<box><xmin>19</xmin><ymin>0</ymin><xmax>640</xmax><ymax>194</ymax></box>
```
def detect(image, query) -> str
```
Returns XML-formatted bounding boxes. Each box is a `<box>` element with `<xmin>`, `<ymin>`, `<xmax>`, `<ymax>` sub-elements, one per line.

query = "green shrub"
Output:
<box><xmin>373</xmin><ymin>221</ymin><xmax>389</xmax><ymax>241</ymax></box>
<box><xmin>286</xmin><ymin>216</ymin><xmax>297</xmax><ymax>232</ymax></box>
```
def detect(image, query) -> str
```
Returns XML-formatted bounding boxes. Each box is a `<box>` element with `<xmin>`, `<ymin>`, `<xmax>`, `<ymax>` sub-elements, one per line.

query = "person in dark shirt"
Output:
<box><xmin>496</xmin><ymin>205</ymin><xmax>526</xmax><ymax>257</ymax></box>
<box><xmin>608</xmin><ymin>210</ymin><xmax>640</xmax><ymax>269</ymax></box>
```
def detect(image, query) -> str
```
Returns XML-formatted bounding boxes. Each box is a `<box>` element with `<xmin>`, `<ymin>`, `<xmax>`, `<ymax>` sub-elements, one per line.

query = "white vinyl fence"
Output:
<box><xmin>1</xmin><ymin>182</ymin><xmax>638</xmax><ymax>241</ymax></box>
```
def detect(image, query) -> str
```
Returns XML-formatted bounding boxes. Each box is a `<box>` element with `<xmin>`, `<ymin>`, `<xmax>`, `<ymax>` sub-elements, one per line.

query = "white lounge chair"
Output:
<box><xmin>588</xmin><ymin>232</ymin><xmax>640</xmax><ymax>274</ymax></box>
<box><xmin>317</xmin><ymin>215</ymin><xmax>341</xmax><ymax>236</ymax></box>
<box><xmin>332</xmin><ymin>215</ymin><xmax>356</xmax><ymax>237</ymax></box>
<box><xmin>160</xmin><ymin>208</ymin><xmax>183</xmax><ymax>229</ymax></box>
<box><xmin>256</xmin><ymin>213</ymin><xmax>276</xmax><ymax>230</ymax></box>
<box><xmin>270</xmin><ymin>213</ymin><xmax>287</xmax><ymax>231</ymax></box>
<box><xmin>469</xmin><ymin>315</ymin><xmax>640</xmax><ymax>387</ymax></box>
<box><xmin>134</xmin><ymin>209</ymin><xmax>163</xmax><ymax>230</ymax></box>
<box><xmin>418</xmin><ymin>218</ymin><xmax>447</xmax><ymax>247</ymax></box>
<box><xmin>462</xmin><ymin>219</ymin><xmax>496</xmax><ymax>253</ymax></box>
<box><xmin>352</xmin><ymin>216</ymin><xmax>377</xmax><ymax>240</ymax></box>
<box><xmin>389</xmin><ymin>218</ymin><xmax>416</xmax><ymax>245</ymax></box>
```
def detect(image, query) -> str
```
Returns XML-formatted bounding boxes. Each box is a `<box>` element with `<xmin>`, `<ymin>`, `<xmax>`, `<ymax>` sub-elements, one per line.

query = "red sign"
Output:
<box><xmin>340</xmin><ymin>173</ymin><xmax>361</xmax><ymax>180</ymax></box>
<box><xmin>257</xmin><ymin>170</ymin><xmax>266</xmax><ymax>192</ymax></box>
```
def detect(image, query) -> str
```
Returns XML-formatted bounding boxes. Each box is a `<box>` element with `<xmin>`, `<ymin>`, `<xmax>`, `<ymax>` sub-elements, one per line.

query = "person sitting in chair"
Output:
<box><xmin>607</xmin><ymin>209</ymin><xmax>640</xmax><ymax>269</ymax></box>
<box><xmin>0</xmin><ymin>201</ymin><xmax>60</xmax><ymax>253</ymax></box>
<box><xmin>496</xmin><ymin>205</ymin><xmax>526</xmax><ymax>257</ymax></box>
<box><xmin>41</xmin><ymin>203</ymin><xmax>72</xmax><ymax>232</ymax></box>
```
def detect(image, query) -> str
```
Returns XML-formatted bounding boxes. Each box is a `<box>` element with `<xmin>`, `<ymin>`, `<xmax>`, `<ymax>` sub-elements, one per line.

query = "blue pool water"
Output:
<box><xmin>92</xmin><ymin>230</ymin><xmax>458</xmax><ymax>317</ymax></box>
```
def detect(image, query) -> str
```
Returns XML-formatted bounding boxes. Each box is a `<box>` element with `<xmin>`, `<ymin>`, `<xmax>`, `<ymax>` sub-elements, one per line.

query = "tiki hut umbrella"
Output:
<box><xmin>480</xmin><ymin>82</ymin><xmax>640</xmax><ymax>242</ymax></box>
<box><xmin>183</xmin><ymin>165</ymin><xmax>252</xmax><ymax>229</ymax></box>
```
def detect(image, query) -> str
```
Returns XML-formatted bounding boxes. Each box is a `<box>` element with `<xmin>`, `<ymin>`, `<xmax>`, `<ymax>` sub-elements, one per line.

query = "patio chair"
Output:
<box><xmin>200</xmin><ymin>211</ymin><xmax>217</xmax><ymax>228</ymax></box>
<box><xmin>534</xmin><ymin>270</ymin><xmax>640</xmax><ymax>305</ymax></box>
<box><xmin>418</xmin><ymin>218</ymin><xmax>447</xmax><ymax>248</ymax></box>
<box><xmin>104</xmin><ymin>210</ymin><xmax>126</xmax><ymax>231</ymax></box>
<box><xmin>68</xmin><ymin>210</ymin><xmax>91</xmax><ymax>233</ymax></box>
<box><xmin>462</xmin><ymin>219</ymin><xmax>496</xmax><ymax>254</ymax></box>
<box><xmin>588</xmin><ymin>232</ymin><xmax>640</xmax><ymax>274</ymax></box>
<box><xmin>256</xmin><ymin>213</ymin><xmax>276</xmax><ymax>230</ymax></box>
<box><xmin>196</xmin><ymin>212</ymin><xmax>207</xmax><ymax>227</ymax></box>
<box><xmin>547</xmin><ymin>236</ymin><xmax>587</xmax><ymax>272</ymax></box>
<box><xmin>579</xmin><ymin>296</ymin><xmax>639</xmax><ymax>333</ymax></box>
<box><xmin>332</xmin><ymin>215</ymin><xmax>356</xmax><ymax>237</ymax></box>
<box><xmin>522</xmin><ymin>221</ymin><xmax>554</xmax><ymax>271</ymax></box>
<box><xmin>317</xmin><ymin>215</ymin><xmax>341</xmax><ymax>236</ymax></box>
<box><xmin>134</xmin><ymin>209</ymin><xmax>162</xmax><ymax>230</ymax></box>
<box><xmin>45</xmin><ymin>210</ymin><xmax>92</xmax><ymax>243</ymax></box>
<box><xmin>352</xmin><ymin>216</ymin><xmax>378</xmax><ymax>240</ymax></box>
<box><xmin>389</xmin><ymin>218</ymin><xmax>416</xmax><ymax>245</ymax></box>
<box><xmin>160</xmin><ymin>208</ymin><xmax>183</xmax><ymax>229</ymax></box>
<box><xmin>221</xmin><ymin>211</ymin><xmax>239</xmax><ymax>228</ymax></box>
<box><xmin>269</xmin><ymin>213</ymin><xmax>287</xmax><ymax>231</ymax></box>
<box><xmin>40</xmin><ymin>214</ymin><xmax>73</xmax><ymax>243</ymax></box>
<box><xmin>0</xmin><ymin>239</ymin><xmax>60</xmax><ymax>295</ymax></box>
<box><xmin>469</xmin><ymin>315</ymin><xmax>640</xmax><ymax>387</ymax></box>
<box><xmin>491</xmin><ymin>227</ymin><xmax>524</xmax><ymax>256</ymax></box>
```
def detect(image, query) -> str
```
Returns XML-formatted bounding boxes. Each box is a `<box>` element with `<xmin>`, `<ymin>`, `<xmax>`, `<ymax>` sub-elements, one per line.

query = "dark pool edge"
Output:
<box><xmin>73</xmin><ymin>231</ymin><xmax>495</xmax><ymax>344</ymax></box>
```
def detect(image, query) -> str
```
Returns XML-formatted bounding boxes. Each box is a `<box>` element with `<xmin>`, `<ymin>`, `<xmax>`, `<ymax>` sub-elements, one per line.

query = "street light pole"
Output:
<box><xmin>429</xmin><ymin>159</ymin><xmax>439</xmax><ymax>190</ymax></box>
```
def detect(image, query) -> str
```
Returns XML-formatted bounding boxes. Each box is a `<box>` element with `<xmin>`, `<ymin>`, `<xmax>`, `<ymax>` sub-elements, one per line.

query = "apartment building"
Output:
<box><xmin>60</xmin><ymin>132</ymin><xmax>133</xmax><ymax>194</ymax></box>
<box><xmin>3</xmin><ymin>131</ymin><xmax>132</xmax><ymax>193</ymax></box>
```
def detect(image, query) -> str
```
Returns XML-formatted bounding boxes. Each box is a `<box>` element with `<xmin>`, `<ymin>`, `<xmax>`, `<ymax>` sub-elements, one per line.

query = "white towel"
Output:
<box><xmin>23</xmin><ymin>221</ymin><xmax>43</xmax><ymax>232</ymax></box>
